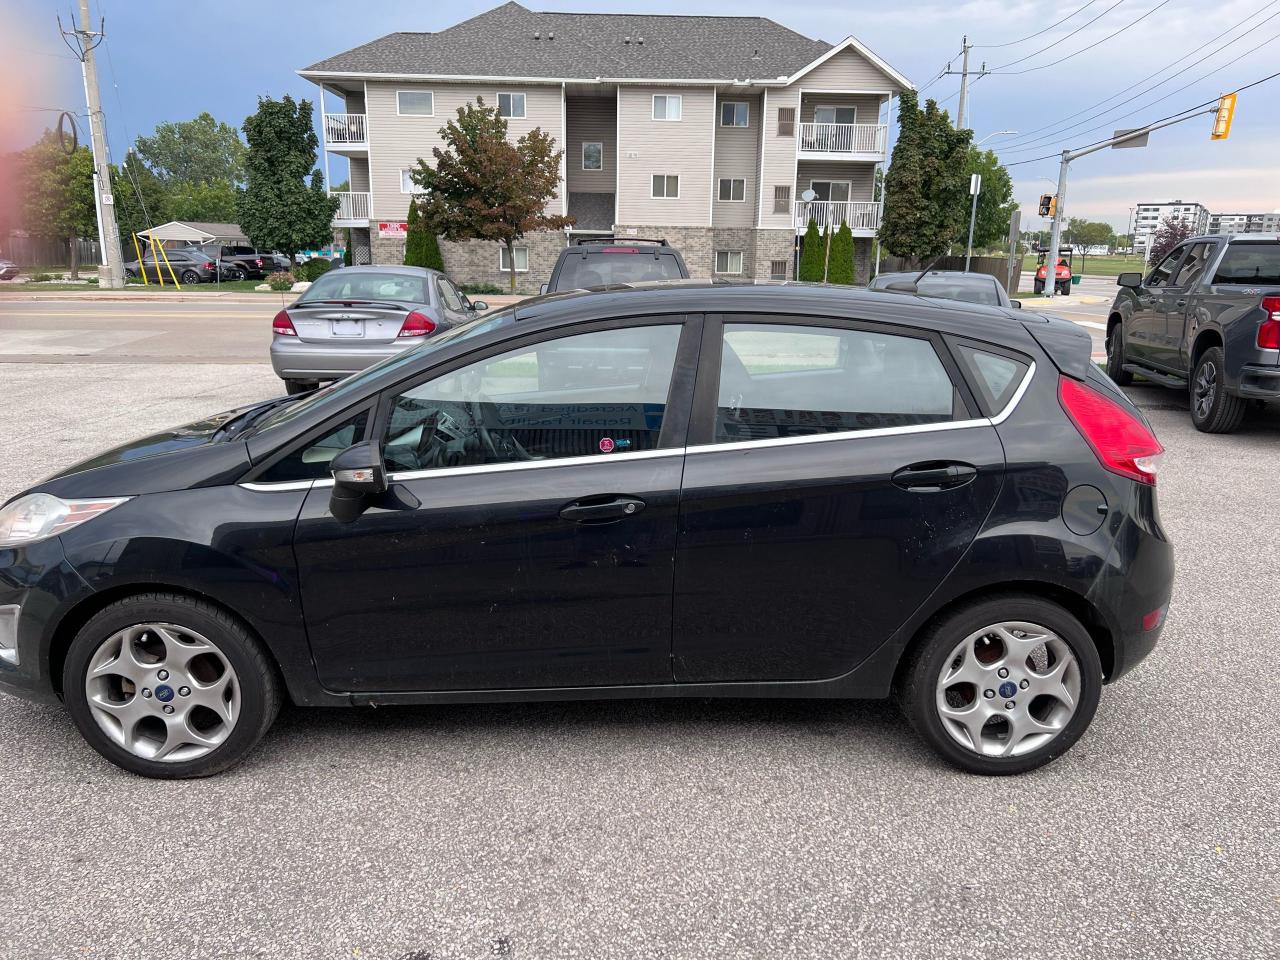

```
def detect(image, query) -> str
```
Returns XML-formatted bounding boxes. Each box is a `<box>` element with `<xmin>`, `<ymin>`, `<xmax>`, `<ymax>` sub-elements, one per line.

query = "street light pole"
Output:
<box><xmin>975</xmin><ymin>130</ymin><xmax>1017</xmax><ymax>146</ymax></box>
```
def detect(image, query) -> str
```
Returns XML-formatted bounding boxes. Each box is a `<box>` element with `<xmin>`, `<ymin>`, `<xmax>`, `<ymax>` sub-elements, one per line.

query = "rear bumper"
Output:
<box><xmin>269</xmin><ymin>337</ymin><xmax>414</xmax><ymax>380</ymax></box>
<box><xmin>1234</xmin><ymin>363</ymin><xmax>1280</xmax><ymax>400</ymax></box>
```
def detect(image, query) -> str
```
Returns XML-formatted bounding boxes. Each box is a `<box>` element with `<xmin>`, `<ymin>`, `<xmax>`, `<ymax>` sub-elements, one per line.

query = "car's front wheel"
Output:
<box><xmin>1190</xmin><ymin>346</ymin><xmax>1246</xmax><ymax>433</ymax></box>
<box><xmin>63</xmin><ymin>593</ymin><xmax>281</xmax><ymax>778</ymax></box>
<box><xmin>1106</xmin><ymin>322</ymin><xmax>1133</xmax><ymax>385</ymax></box>
<box><xmin>898</xmin><ymin>596</ymin><xmax>1102</xmax><ymax>775</ymax></box>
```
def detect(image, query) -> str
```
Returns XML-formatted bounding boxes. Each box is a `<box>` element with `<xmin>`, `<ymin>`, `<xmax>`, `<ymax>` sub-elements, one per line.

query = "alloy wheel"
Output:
<box><xmin>934</xmin><ymin>621</ymin><xmax>1081</xmax><ymax>758</ymax></box>
<box><xmin>1194</xmin><ymin>360</ymin><xmax>1217</xmax><ymax>420</ymax></box>
<box><xmin>83</xmin><ymin>622</ymin><xmax>241</xmax><ymax>762</ymax></box>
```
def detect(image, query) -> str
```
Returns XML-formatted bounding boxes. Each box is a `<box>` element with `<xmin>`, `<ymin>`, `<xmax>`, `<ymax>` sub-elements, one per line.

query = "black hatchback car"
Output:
<box><xmin>0</xmin><ymin>283</ymin><xmax>1173</xmax><ymax>778</ymax></box>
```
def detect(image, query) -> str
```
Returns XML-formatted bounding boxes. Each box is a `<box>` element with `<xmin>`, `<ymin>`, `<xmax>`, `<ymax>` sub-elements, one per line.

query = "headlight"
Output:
<box><xmin>0</xmin><ymin>493</ymin><xmax>131</xmax><ymax>547</ymax></box>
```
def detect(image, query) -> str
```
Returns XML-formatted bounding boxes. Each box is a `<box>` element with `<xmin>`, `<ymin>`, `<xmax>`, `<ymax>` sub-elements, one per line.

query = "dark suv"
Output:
<box><xmin>542</xmin><ymin>237</ymin><xmax>689</xmax><ymax>293</ymax></box>
<box><xmin>0</xmin><ymin>282</ymin><xmax>1172</xmax><ymax>778</ymax></box>
<box><xmin>1106</xmin><ymin>235</ymin><xmax>1280</xmax><ymax>432</ymax></box>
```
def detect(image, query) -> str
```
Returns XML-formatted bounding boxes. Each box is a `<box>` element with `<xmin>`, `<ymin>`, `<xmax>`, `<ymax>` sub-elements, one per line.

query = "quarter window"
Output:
<box><xmin>499</xmin><ymin>246</ymin><xmax>529</xmax><ymax>273</ymax></box>
<box><xmin>397</xmin><ymin>91</ymin><xmax>434</xmax><ymax>116</ymax></box>
<box><xmin>718</xmin><ymin>178</ymin><xmax>746</xmax><ymax>202</ymax></box>
<box><xmin>720</xmin><ymin>102</ymin><xmax>748</xmax><ymax>127</ymax></box>
<box><xmin>382</xmin><ymin>325</ymin><xmax>683</xmax><ymax>471</ymax></box>
<box><xmin>497</xmin><ymin>92</ymin><xmax>526</xmax><ymax>118</ymax></box>
<box><xmin>714</xmin><ymin>322</ymin><xmax>960</xmax><ymax>442</ymax></box>
<box><xmin>715</xmin><ymin>250</ymin><xmax>743</xmax><ymax>274</ymax></box>
<box><xmin>651</xmin><ymin>174</ymin><xmax>680</xmax><ymax>199</ymax></box>
<box><xmin>652</xmin><ymin>95</ymin><xmax>682</xmax><ymax>121</ymax></box>
<box><xmin>582</xmin><ymin>141</ymin><xmax>603</xmax><ymax>170</ymax></box>
<box><xmin>954</xmin><ymin>345</ymin><xmax>1029</xmax><ymax>415</ymax></box>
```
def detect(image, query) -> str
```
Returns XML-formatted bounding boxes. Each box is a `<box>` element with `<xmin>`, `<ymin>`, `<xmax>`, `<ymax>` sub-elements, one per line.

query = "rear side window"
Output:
<box><xmin>554</xmin><ymin>250</ymin><xmax>684</xmax><ymax>289</ymax></box>
<box><xmin>954</xmin><ymin>344</ymin><xmax>1029</xmax><ymax>415</ymax></box>
<box><xmin>715</xmin><ymin>322</ymin><xmax>962</xmax><ymax>442</ymax></box>
<box><xmin>1212</xmin><ymin>242</ymin><xmax>1280</xmax><ymax>284</ymax></box>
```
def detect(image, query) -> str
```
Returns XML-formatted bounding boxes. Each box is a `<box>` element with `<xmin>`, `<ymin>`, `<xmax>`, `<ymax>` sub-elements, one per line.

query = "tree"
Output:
<box><xmin>343</xmin><ymin>228</ymin><xmax>353</xmax><ymax>266</ymax></box>
<box><xmin>1064</xmin><ymin>218</ymin><xmax>1114</xmax><ymax>272</ymax></box>
<box><xmin>827</xmin><ymin>221</ymin><xmax>855</xmax><ymax>284</ymax></box>
<box><xmin>403</xmin><ymin>196</ymin><xmax>443</xmax><ymax>270</ymax></box>
<box><xmin>1147</xmin><ymin>216</ymin><xmax>1195</xmax><ymax>265</ymax></box>
<box><xmin>412</xmin><ymin>98</ymin><xmax>572</xmax><ymax>292</ymax></box>
<box><xmin>798</xmin><ymin>218</ymin><xmax>824</xmax><ymax>281</ymax></box>
<box><xmin>236</xmin><ymin>95</ymin><xmax>338</xmax><ymax>258</ymax></box>
<box><xmin>879</xmin><ymin>90</ymin><xmax>973</xmax><ymax>262</ymax></box>
<box><xmin>134</xmin><ymin>112</ymin><xmax>246</xmax><ymax>185</ymax></box>
<box><xmin>165</xmin><ymin>179</ymin><xmax>239</xmax><ymax>222</ymax></box>
<box><xmin>964</xmin><ymin>147</ymin><xmax>1017</xmax><ymax>251</ymax></box>
<box><xmin>18</xmin><ymin>132</ymin><xmax>97</xmax><ymax>278</ymax></box>
<box><xmin>111</xmin><ymin>153</ymin><xmax>168</xmax><ymax>254</ymax></box>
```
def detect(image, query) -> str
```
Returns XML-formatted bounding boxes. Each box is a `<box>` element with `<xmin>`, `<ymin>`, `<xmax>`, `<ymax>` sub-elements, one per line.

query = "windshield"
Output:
<box><xmin>251</xmin><ymin>308</ymin><xmax>519</xmax><ymax>435</ymax></box>
<box><xmin>298</xmin><ymin>270</ymin><xmax>429</xmax><ymax>304</ymax></box>
<box><xmin>555</xmin><ymin>251</ymin><xmax>683</xmax><ymax>289</ymax></box>
<box><xmin>917</xmin><ymin>278</ymin><xmax>1002</xmax><ymax>306</ymax></box>
<box><xmin>1212</xmin><ymin>242</ymin><xmax>1280</xmax><ymax>284</ymax></box>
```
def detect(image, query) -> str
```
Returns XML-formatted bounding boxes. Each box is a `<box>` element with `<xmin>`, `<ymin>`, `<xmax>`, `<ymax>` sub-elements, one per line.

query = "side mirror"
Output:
<box><xmin>470</xmin><ymin>300</ymin><xmax>489</xmax><ymax>312</ymax></box>
<box><xmin>1010</xmin><ymin>299</ymin><xmax>1022</xmax><ymax>309</ymax></box>
<box><xmin>1117</xmin><ymin>272</ymin><xmax>1142</xmax><ymax>288</ymax></box>
<box><xmin>329</xmin><ymin>440</ymin><xmax>387</xmax><ymax>523</ymax></box>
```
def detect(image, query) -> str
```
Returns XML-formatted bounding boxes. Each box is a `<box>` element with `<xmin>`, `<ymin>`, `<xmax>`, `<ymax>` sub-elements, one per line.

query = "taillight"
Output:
<box><xmin>1259</xmin><ymin>296</ymin><xmax>1280</xmax><ymax>349</ymax></box>
<box><xmin>255</xmin><ymin>258</ymin><xmax>263</xmax><ymax>268</ymax></box>
<box><xmin>204</xmin><ymin>262</ymin><xmax>216</xmax><ymax>270</ymax></box>
<box><xmin>601</xmin><ymin>246</ymin><xmax>640</xmax><ymax>253</ymax></box>
<box><xmin>398</xmin><ymin>310</ymin><xmax>437</xmax><ymax>338</ymax></box>
<box><xmin>1059</xmin><ymin>376</ymin><xmax>1163</xmax><ymax>485</ymax></box>
<box><xmin>272</xmin><ymin>310</ymin><xmax>297</xmax><ymax>336</ymax></box>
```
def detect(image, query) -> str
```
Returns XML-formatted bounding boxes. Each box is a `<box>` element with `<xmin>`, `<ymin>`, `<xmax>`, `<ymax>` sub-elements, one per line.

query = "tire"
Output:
<box><xmin>180</xmin><ymin>270</ymin><xmax>201</xmax><ymax>285</ymax></box>
<box><xmin>284</xmin><ymin>379</ymin><xmax>318</xmax><ymax>395</ymax></box>
<box><xmin>1106</xmin><ymin>322</ymin><xmax>1133</xmax><ymax>385</ymax></box>
<box><xmin>62</xmin><ymin>593</ymin><xmax>281</xmax><ymax>779</ymax></box>
<box><xmin>228</xmin><ymin>266</ymin><xmax>247</xmax><ymax>281</ymax></box>
<box><xmin>1057</xmin><ymin>281</ymin><xmax>1071</xmax><ymax>296</ymax></box>
<box><xmin>1033</xmin><ymin>279</ymin><xmax>1044</xmax><ymax>295</ymax></box>
<box><xmin>896</xmin><ymin>595</ymin><xmax>1103</xmax><ymax>775</ymax></box>
<box><xmin>1190</xmin><ymin>346</ymin><xmax>1246</xmax><ymax>433</ymax></box>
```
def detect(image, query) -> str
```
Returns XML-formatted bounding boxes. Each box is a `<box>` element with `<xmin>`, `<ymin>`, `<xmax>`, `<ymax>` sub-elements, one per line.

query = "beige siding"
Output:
<box><xmin>798</xmin><ymin>48</ymin><xmax>900</xmax><ymax>91</ymax></box>
<box><xmin>364</xmin><ymin>81</ymin><xmax>564</xmax><ymax>221</ymax></box>
<box><xmin>757</xmin><ymin>86</ymin><xmax>800</xmax><ymax>230</ymax></box>
<box><xmin>712</xmin><ymin>93</ymin><xmax>761</xmax><ymax>228</ymax></box>
<box><xmin>565</xmin><ymin>96</ymin><xmax>616</xmax><ymax>194</ymax></box>
<box><xmin>797</xmin><ymin>161</ymin><xmax>875</xmax><ymax>200</ymax></box>
<box><xmin>615</xmin><ymin>86</ymin><xmax>715</xmax><ymax>226</ymax></box>
<box><xmin>799</xmin><ymin>94</ymin><xmax>883</xmax><ymax>124</ymax></box>
<box><xmin>347</xmin><ymin>157</ymin><xmax>370</xmax><ymax>192</ymax></box>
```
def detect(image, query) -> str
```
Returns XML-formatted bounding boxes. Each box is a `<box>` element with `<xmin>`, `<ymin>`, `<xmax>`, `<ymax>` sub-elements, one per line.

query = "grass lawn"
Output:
<box><xmin>1022</xmin><ymin>253</ymin><xmax>1145</xmax><ymax>278</ymax></box>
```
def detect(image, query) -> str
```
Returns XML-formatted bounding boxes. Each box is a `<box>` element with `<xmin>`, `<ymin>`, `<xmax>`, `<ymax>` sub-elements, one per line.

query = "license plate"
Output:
<box><xmin>330</xmin><ymin>320</ymin><xmax>363</xmax><ymax>338</ymax></box>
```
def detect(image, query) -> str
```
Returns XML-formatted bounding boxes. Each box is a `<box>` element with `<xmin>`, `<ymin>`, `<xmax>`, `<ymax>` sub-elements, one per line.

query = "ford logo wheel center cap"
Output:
<box><xmin>998</xmin><ymin>681</ymin><xmax>1017</xmax><ymax>699</ymax></box>
<box><xmin>155</xmin><ymin>684</ymin><xmax>175</xmax><ymax>703</ymax></box>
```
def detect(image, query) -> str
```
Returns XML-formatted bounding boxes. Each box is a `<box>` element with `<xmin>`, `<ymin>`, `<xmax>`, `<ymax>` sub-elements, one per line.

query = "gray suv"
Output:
<box><xmin>270</xmin><ymin>265</ymin><xmax>488</xmax><ymax>393</ymax></box>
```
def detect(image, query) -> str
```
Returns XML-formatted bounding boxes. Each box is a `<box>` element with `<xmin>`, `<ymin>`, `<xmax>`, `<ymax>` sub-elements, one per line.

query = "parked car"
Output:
<box><xmin>0</xmin><ymin>258</ymin><xmax>18</xmax><ymax>280</ymax></box>
<box><xmin>270</xmin><ymin>265</ymin><xmax>488</xmax><ymax>394</ymax></box>
<box><xmin>541</xmin><ymin>237</ymin><xmax>689</xmax><ymax>293</ymax></box>
<box><xmin>123</xmin><ymin>248</ymin><xmax>218</xmax><ymax>284</ymax></box>
<box><xmin>871</xmin><ymin>270</ymin><xmax>1018</xmax><ymax>308</ymax></box>
<box><xmin>1106</xmin><ymin>234</ymin><xmax>1280</xmax><ymax>433</ymax></box>
<box><xmin>0</xmin><ymin>282</ymin><xmax>1173</xmax><ymax>779</ymax></box>
<box><xmin>193</xmin><ymin>244</ymin><xmax>272</xmax><ymax>280</ymax></box>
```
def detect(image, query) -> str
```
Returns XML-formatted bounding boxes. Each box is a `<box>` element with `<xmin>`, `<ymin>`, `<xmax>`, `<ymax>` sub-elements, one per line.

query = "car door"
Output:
<box><xmin>1127</xmin><ymin>245</ymin><xmax>1187</xmax><ymax>363</ymax></box>
<box><xmin>292</xmin><ymin>317</ymin><xmax>699</xmax><ymax>693</ymax></box>
<box><xmin>671</xmin><ymin>315</ymin><xmax>1007</xmax><ymax>683</ymax></box>
<box><xmin>1153</xmin><ymin>241</ymin><xmax>1214</xmax><ymax>370</ymax></box>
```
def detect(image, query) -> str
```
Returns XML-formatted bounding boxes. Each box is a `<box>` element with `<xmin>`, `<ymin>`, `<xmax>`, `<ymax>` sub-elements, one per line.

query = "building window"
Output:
<box><xmin>814</xmin><ymin>105</ymin><xmax>857</xmax><ymax>125</ymax></box>
<box><xmin>773</xmin><ymin>185</ymin><xmax>791</xmax><ymax>214</ymax></box>
<box><xmin>396</xmin><ymin>90</ymin><xmax>434</xmax><ymax>116</ymax></box>
<box><xmin>498</xmin><ymin>92</ymin><xmax>526</xmax><ymax>118</ymax></box>
<box><xmin>651</xmin><ymin>174</ymin><xmax>680</xmax><ymax>199</ymax></box>
<box><xmin>810</xmin><ymin>180</ymin><xmax>852</xmax><ymax>203</ymax></box>
<box><xmin>718</xmin><ymin>178</ymin><xmax>746</xmax><ymax>202</ymax></box>
<box><xmin>777</xmin><ymin>106</ymin><xmax>795</xmax><ymax>137</ymax></box>
<box><xmin>652</xmin><ymin>94</ymin><xmax>682</xmax><ymax>121</ymax></box>
<box><xmin>720</xmin><ymin>102</ymin><xmax>749</xmax><ymax>127</ymax></box>
<box><xmin>499</xmin><ymin>246</ymin><xmax>529</xmax><ymax>273</ymax></box>
<box><xmin>400</xmin><ymin>169</ymin><xmax>418</xmax><ymax>194</ymax></box>
<box><xmin>715</xmin><ymin>250</ymin><xmax>744</xmax><ymax>274</ymax></box>
<box><xmin>582</xmin><ymin>141</ymin><xmax>603</xmax><ymax>170</ymax></box>
<box><xmin>769</xmin><ymin>259</ymin><xmax>788</xmax><ymax>280</ymax></box>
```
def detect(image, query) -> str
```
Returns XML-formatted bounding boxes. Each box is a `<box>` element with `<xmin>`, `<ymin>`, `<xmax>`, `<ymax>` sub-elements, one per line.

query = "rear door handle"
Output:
<box><xmin>891</xmin><ymin>462</ymin><xmax>978</xmax><ymax>492</ymax></box>
<box><xmin>559</xmin><ymin>496</ymin><xmax>646</xmax><ymax>523</ymax></box>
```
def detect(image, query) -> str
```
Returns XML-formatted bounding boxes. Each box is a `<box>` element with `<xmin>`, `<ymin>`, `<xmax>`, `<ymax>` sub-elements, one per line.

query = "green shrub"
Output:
<box><xmin>797</xmin><ymin>220</ymin><xmax>824</xmax><ymax>282</ymax></box>
<box><xmin>343</xmin><ymin>229</ymin><xmax>352</xmax><ymax>267</ymax></box>
<box><xmin>460</xmin><ymin>283</ymin><xmax>503</xmax><ymax>295</ymax></box>
<box><xmin>404</xmin><ymin>198</ymin><xmax>445</xmax><ymax>271</ymax></box>
<box><xmin>827</xmin><ymin>221</ymin><xmax>855</xmax><ymax>285</ymax></box>
<box><xmin>266</xmin><ymin>271</ymin><xmax>295</xmax><ymax>291</ymax></box>
<box><xmin>297</xmin><ymin>258</ymin><xmax>333</xmax><ymax>282</ymax></box>
<box><xmin>31</xmin><ymin>271</ymin><xmax>53</xmax><ymax>283</ymax></box>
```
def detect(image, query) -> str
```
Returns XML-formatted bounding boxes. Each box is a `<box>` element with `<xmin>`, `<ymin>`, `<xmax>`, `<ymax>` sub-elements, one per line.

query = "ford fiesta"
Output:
<box><xmin>0</xmin><ymin>283</ymin><xmax>1173</xmax><ymax>778</ymax></box>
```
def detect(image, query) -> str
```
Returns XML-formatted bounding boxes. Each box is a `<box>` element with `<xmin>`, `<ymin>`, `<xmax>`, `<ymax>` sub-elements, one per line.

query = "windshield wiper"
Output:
<box><xmin>213</xmin><ymin>396</ymin><xmax>299</xmax><ymax>441</ymax></box>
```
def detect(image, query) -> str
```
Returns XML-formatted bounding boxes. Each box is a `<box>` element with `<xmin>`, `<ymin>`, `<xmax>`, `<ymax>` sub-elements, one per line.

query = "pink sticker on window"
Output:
<box><xmin>598</xmin><ymin>437</ymin><xmax>615</xmax><ymax>453</ymax></box>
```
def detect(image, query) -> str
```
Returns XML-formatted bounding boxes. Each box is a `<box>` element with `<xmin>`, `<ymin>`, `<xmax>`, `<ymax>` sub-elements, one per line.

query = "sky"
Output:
<box><xmin>3</xmin><ymin>0</ymin><xmax>1278</xmax><ymax>232</ymax></box>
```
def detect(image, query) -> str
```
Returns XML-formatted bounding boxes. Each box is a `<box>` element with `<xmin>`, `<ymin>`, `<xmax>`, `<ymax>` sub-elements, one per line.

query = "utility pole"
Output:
<box><xmin>61</xmin><ymin>1</ymin><xmax>124</xmax><ymax>289</ymax></box>
<box><xmin>944</xmin><ymin>37</ymin><xmax>988</xmax><ymax>130</ymax></box>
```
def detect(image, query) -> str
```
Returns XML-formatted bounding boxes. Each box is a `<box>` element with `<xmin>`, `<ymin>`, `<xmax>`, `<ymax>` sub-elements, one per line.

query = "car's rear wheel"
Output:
<box><xmin>1106</xmin><ymin>322</ymin><xmax>1133</xmax><ymax>385</ymax></box>
<box><xmin>898</xmin><ymin>596</ymin><xmax>1102</xmax><ymax>775</ymax></box>
<box><xmin>63</xmin><ymin>593</ymin><xmax>281</xmax><ymax>779</ymax></box>
<box><xmin>284</xmin><ymin>379</ymin><xmax>318</xmax><ymax>395</ymax></box>
<box><xmin>180</xmin><ymin>270</ymin><xmax>201</xmax><ymax>285</ymax></box>
<box><xmin>1057</xmin><ymin>280</ymin><xmax>1071</xmax><ymax>296</ymax></box>
<box><xmin>1190</xmin><ymin>346</ymin><xmax>1246</xmax><ymax>433</ymax></box>
<box><xmin>227</xmin><ymin>265</ymin><xmax>247</xmax><ymax>281</ymax></box>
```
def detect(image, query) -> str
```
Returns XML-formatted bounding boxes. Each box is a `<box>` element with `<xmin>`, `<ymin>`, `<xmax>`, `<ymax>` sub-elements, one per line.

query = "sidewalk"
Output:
<box><xmin>0</xmin><ymin>289</ymin><xmax>530</xmax><ymax>310</ymax></box>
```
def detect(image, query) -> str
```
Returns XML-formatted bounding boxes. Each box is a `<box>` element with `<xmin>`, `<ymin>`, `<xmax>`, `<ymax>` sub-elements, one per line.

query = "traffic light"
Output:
<box><xmin>1211</xmin><ymin>92</ymin><xmax>1237</xmax><ymax>140</ymax></box>
<box><xmin>1049</xmin><ymin>196</ymin><xmax>1057</xmax><ymax>218</ymax></box>
<box><xmin>1039</xmin><ymin>194</ymin><xmax>1053</xmax><ymax>217</ymax></box>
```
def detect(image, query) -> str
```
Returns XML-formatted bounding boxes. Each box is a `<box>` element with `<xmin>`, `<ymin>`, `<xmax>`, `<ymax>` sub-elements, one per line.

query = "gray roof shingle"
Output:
<box><xmin>302</xmin><ymin>2</ymin><xmax>836</xmax><ymax>81</ymax></box>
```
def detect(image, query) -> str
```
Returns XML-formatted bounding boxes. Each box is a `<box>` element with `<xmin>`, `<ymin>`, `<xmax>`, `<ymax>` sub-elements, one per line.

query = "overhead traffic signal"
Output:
<box><xmin>1211</xmin><ymin>92</ymin><xmax>1237</xmax><ymax>141</ymax></box>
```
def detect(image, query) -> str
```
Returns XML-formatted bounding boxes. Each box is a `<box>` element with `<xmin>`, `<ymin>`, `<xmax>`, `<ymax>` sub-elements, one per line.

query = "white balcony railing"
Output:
<box><xmin>797</xmin><ymin>122</ymin><xmax>887</xmax><ymax>155</ymax></box>
<box><xmin>331</xmin><ymin>191</ymin><xmax>371</xmax><ymax>222</ymax></box>
<box><xmin>795</xmin><ymin>200</ymin><xmax>880</xmax><ymax>232</ymax></box>
<box><xmin>324</xmin><ymin>113</ymin><xmax>368</xmax><ymax>145</ymax></box>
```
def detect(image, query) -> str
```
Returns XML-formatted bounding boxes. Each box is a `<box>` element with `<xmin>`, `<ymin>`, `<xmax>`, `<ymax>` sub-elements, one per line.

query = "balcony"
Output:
<box><xmin>796</xmin><ymin>122</ymin><xmax>887</xmax><ymax>161</ymax></box>
<box><xmin>331</xmin><ymin>191</ymin><xmax>371</xmax><ymax>226</ymax></box>
<box><xmin>323</xmin><ymin>113</ymin><xmax>368</xmax><ymax>155</ymax></box>
<box><xmin>794</xmin><ymin>200</ymin><xmax>880</xmax><ymax>236</ymax></box>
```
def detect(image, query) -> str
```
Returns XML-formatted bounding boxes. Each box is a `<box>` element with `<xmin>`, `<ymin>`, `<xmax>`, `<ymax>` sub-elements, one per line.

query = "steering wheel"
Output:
<box><xmin>468</xmin><ymin>394</ymin><xmax>539</xmax><ymax>462</ymax></box>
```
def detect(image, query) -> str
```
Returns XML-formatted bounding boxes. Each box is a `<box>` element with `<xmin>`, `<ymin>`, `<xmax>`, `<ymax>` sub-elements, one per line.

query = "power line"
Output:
<box><xmin>973</xmin><ymin>0</ymin><xmax>1104</xmax><ymax>48</ymax></box>
<box><xmin>997</xmin><ymin>1</ymin><xmax>1280</xmax><ymax>150</ymax></box>
<box><xmin>993</xmin><ymin>0</ymin><xmax>1177</xmax><ymax>76</ymax></box>
<box><xmin>988</xmin><ymin>0</ymin><xmax>1128</xmax><ymax>71</ymax></box>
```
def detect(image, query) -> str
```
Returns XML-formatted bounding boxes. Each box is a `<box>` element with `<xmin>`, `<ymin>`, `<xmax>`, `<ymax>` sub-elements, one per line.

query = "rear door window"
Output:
<box><xmin>1212</xmin><ymin>242</ymin><xmax>1280</xmax><ymax>284</ymax></box>
<box><xmin>555</xmin><ymin>250</ymin><xmax>684</xmax><ymax>289</ymax></box>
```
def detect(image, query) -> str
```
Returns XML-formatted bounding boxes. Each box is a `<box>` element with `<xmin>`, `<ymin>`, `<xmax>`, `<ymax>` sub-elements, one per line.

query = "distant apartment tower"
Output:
<box><xmin>1132</xmin><ymin>200</ymin><xmax>1209</xmax><ymax>254</ymax></box>
<box><xmin>1206</xmin><ymin>211</ymin><xmax>1280</xmax><ymax>234</ymax></box>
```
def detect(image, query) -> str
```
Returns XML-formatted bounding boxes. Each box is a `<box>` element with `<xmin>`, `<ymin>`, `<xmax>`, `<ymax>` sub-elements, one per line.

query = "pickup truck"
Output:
<box><xmin>1106</xmin><ymin>234</ymin><xmax>1280</xmax><ymax>433</ymax></box>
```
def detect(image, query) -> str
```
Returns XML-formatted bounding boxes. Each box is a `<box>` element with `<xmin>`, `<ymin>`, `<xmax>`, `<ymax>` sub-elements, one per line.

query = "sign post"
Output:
<box><xmin>964</xmin><ymin>173</ymin><xmax>982</xmax><ymax>272</ymax></box>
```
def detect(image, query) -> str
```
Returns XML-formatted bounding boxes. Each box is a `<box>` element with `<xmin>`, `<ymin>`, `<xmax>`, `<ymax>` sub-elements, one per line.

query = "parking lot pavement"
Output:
<box><xmin>0</xmin><ymin>366</ymin><xmax>1278</xmax><ymax>960</ymax></box>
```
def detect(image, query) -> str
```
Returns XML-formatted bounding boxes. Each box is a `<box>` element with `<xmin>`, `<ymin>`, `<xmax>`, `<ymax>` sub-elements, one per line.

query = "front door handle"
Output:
<box><xmin>559</xmin><ymin>496</ymin><xmax>646</xmax><ymax>523</ymax></box>
<box><xmin>891</xmin><ymin>462</ymin><xmax>978</xmax><ymax>492</ymax></box>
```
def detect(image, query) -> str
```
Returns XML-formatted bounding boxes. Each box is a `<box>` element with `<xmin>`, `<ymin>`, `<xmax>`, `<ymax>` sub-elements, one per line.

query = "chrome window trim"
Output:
<box><xmin>239</xmin><ymin>480</ymin><xmax>317</xmax><ymax>492</ymax></box>
<box><xmin>386</xmin><ymin>447</ymin><xmax>682</xmax><ymax>483</ymax></box>
<box><xmin>989</xmin><ymin>360</ymin><xmax>1036</xmax><ymax>424</ymax></box>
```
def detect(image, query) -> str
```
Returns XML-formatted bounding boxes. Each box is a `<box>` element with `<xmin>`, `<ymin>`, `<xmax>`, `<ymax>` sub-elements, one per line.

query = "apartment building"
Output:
<box><xmin>298</xmin><ymin>2</ymin><xmax>911</xmax><ymax>291</ymax></box>
<box><xmin>1132</xmin><ymin>200</ymin><xmax>1209</xmax><ymax>255</ymax></box>
<box><xmin>1206</xmin><ymin>211</ymin><xmax>1280</xmax><ymax>234</ymax></box>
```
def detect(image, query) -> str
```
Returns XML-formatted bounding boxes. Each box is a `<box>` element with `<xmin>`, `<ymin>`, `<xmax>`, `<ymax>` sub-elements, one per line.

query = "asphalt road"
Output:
<box><xmin>0</xmin><ymin>299</ymin><xmax>1277</xmax><ymax>960</ymax></box>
